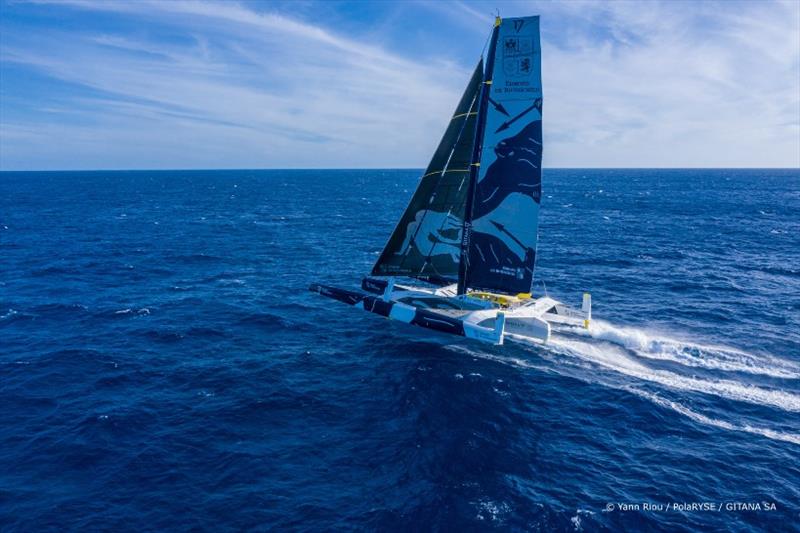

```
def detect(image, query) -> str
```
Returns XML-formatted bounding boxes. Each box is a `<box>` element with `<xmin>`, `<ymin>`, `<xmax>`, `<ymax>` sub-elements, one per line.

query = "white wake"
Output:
<box><xmin>446</xmin><ymin>321</ymin><xmax>800</xmax><ymax>445</ymax></box>
<box><xmin>560</xmin><ymin>320</ymin><xmax>800</xmax><ymax>380</ymax></box>
<box><xmin>547</xmin><ymin>335</ymin><xmax>800</xmax><ymax>413</ymax></box>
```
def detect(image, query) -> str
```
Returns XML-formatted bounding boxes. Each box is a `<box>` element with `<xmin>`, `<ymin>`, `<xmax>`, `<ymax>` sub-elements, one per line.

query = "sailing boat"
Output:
<box><xmin>310</xmin><ymin>15</ymin><xmax>591</xmax><ymax>345</ymax></box>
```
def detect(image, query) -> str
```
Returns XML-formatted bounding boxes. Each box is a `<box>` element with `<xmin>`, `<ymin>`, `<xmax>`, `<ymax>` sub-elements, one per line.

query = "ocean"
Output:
<box><xmin>1</xmin><ymin>168</ymin><xmax>799</xmax><ymax>531</ymax></box>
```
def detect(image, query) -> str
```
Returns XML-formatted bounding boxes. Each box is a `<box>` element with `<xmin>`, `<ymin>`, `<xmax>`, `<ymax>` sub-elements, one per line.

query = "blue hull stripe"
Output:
<box><xmin>309</xmin><ymin>283</ymin><xmax>467</xmax><ymax>339</ymax></box>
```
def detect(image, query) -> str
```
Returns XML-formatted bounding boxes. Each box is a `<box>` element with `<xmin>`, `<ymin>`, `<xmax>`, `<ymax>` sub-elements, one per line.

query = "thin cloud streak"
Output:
<box><xmin>2</xmin><ymin>0</ymin><xmax>471</xmax><ymax>169</ymax></box>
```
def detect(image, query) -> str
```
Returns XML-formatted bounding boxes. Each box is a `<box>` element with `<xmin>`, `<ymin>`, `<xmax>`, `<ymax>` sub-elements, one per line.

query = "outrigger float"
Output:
<box><xmin>310</xmin><ymin>15</ymin><xmax>591</xmax><ymax>345</ymax></box>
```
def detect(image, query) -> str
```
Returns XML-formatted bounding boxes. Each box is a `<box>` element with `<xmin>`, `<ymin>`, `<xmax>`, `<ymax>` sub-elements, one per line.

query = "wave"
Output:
<box><xmin>237</xmin><ymin>311</ymin><xmax>297</xmax><ymax>330</ymax></box>
<box><xmin>169</xmin><ymin>253</ymin><xmax>223</xmax><ymax>263</ymax></box>
<box><xmin>448</xmin><ymin>321</ymin><xmax>800</xmax><ymax>414</ymax></box>
<box><xmin>111</xmin><ymin>308</ymin><xmax>150</xmax><ymax>317</ymax></box>
<box><xmin>626</xmin><ymin>388</ymin><xmax>800</xmax><ymax>446</ymax></box>
<box><xmin>444</xmin><ymin>344</ymin><xmax>552</xmax><ymax>374</ymax></box>
<box><xmin>1</xmin><ymin>308</ymin><xmax>19</xmax><ymax>321</ymax></box>
<box><xmin>559</xmin><ymin>320</ymin><xmax>800</xmax><ymax>380</ymax></box>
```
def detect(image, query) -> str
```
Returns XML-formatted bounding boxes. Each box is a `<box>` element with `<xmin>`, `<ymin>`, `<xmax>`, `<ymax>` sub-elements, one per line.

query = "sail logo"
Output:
<box><xmin>397</xmin><ymin>209</ymin><xmax>462</xmax><ymax>264</ymax></box>
<box><xmin>513</xmin><ymin>19</ymin><xmax>525</xmax><ymax>33</ymax></box>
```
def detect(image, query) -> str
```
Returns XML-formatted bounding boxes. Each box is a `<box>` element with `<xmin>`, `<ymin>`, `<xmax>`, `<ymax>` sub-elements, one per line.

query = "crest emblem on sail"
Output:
<box><xmin>371</xmin><ymin>60</ymin><xmax>483</xmax><ymax>283</ymax></box>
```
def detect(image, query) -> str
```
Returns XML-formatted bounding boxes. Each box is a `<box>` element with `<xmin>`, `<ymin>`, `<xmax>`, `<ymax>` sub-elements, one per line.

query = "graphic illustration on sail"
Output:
<box><xmin>462</xmin><ymin>16</ymin><xmax>543</xmax><ymax>296</ymax></box>
<box><xmin>371</xmin><ymin>60</ymin><xmax>483</xmax><ymax>284</ymax></box>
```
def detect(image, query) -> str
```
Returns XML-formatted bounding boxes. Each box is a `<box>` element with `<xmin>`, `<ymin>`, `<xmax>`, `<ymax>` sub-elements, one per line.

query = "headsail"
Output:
<box><xmin>371</xmin><ymin>60</ymin><xmax>483</xmax><ymax>283</ymax></box>
<box><xmin>461</xmin><ymin>16</ymin><xmax>543</xmax><ymax>295</ymax></box>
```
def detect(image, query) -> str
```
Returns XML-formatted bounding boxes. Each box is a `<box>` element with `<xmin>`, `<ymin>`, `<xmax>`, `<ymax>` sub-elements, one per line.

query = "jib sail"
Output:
<box><xmin>461</xmin><ymin>16</ymin><xmax>543</xmax><ymax>295</ymax></box>
<box><xmin>371</xmin><ymin>60</ymin><xmax>483</xmax><ymax>284</ymax></box>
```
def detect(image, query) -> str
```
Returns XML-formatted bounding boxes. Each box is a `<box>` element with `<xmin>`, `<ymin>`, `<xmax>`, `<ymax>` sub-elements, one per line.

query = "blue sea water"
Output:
<box><xmin>1</xmin><ymin>168</ymin><xmax>799</xmax><ymax>532</ymax></box>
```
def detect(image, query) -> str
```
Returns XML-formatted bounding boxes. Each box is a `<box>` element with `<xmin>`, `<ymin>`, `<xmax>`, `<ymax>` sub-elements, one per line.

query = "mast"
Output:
<box><xmin>457</xmin><ymin>16</ymin><xmax>502</xmax><ymax>296</ymax></box>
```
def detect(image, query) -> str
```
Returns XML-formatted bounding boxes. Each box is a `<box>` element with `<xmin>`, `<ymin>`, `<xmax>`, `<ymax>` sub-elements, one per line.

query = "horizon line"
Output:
<box><xmin>1</xmin><ymin>166</ymin><xmax>798</xmax><ymax>173</ymax></box>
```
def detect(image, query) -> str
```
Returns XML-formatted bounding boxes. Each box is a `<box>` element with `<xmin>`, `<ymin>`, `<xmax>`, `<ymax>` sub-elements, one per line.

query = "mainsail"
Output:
<box><xmin>371</xmin><ymin>60</ymin><xmax>483</xmax><ymax>283</ymax></box>
<box><xmin>460</xmin><ymin>16</ymin><xmax>543</xmax><ymax>295</ymax></box>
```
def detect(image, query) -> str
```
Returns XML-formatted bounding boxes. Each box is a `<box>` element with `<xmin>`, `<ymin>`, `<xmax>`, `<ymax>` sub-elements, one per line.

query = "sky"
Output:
<box><xmin>0</xmin><ymin>0</ymin><xmax>798</xmax><ymax>170</ymax></box>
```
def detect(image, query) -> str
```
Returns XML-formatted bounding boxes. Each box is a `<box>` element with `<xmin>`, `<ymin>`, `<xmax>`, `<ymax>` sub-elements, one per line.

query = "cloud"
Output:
<box><xmin>1</xmin><ymin>0</ymin><xmax>471</xmax><ymax>169</ymax></box>
<box><xmin>535</xmin><ymin>0</ymin><xmax>799</xmax><ymax>167</ymax></box>
<box><xmin>0</xmin><ymin>0</ymin><xmax>798</xmax><ymax>169</ymax></box>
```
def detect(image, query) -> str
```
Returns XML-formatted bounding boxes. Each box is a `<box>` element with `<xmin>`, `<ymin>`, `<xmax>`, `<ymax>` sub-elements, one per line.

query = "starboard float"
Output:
<box><xmin>310</xmin><ymin>15</ymin><xmax>591</xmax><ymax>345</ymax></box>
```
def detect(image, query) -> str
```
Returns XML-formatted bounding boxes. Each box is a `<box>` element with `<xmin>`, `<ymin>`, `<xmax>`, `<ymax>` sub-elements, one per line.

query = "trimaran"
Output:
<box><xmin>310</xmin><ymin>15</ymin><xmax>591</xmax><ymax>345</ymax></box>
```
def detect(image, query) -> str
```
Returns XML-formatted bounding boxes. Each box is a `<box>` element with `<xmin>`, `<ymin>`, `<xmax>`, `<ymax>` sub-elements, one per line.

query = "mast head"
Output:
<box><xmin>494</xmin><ymin>15</ymin><xmax>502</xmax><ymax>27</ymax></box>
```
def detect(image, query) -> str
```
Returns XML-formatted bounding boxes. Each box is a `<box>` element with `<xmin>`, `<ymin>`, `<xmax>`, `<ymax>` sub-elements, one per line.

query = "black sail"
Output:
<box><xmin>371</xmin><ymin>60</ymin><xmax>483</xmax><ymax>283</ymax></box>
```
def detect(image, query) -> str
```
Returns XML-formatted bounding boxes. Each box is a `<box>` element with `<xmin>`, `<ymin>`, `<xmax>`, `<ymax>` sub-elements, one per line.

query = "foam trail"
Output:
<box><xmin>558</xmin><ymin>320</ymin><xmax>800</xmax><ymax>380</ymax></box>
<box><xmin>549</xmin><ymin>337</ymin><xmax>800</xmax><ymax>413</ymax></box>
<box><xmin>446</xmin><ymin>340</ymin><xmax>800</xmax><ymax>445</ymax></box>
<box><xmin>627</xmin><ymin>388</ymin><xmax>800</xmax><ymax>446</ymax></box>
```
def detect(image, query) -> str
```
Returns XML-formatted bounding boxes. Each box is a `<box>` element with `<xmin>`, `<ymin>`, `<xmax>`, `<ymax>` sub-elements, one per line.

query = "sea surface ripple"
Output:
<box><xmin>1</xmin><ymin>169</ymin><xmax>799</xmax><ymax>531</ymax></box>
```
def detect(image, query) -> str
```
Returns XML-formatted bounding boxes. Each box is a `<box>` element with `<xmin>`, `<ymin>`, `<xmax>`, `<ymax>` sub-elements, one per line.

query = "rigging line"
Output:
<box><xmin>416</xmin><ymin>252</ymin><xmax>464</xmax><ymax>309</ymax></box>
<box><xmin>416</xmin><ymin>209</ymin><xmax>452</xmax><ymax>277</ymax></box>
<box><xmin>418</xmin><ymin>242</ymin><xmax>446</xmax><ymax>277</ymax></box>
<box><xmin>451</xmin><ymin>111</ymin><xmax>478</xmax><ymax>121</ymax></box>
<box><xmin>480</xmin><ymin>22</ymin><xmax>493</xmax><ymax>58</ymax></box>
<box><xmin>459</xmin><ymin>19</ymin><xmax>501</xmax><ymax>295</ymax></box>
<box><xmin>372</xmin><ymin>60</ymin><xmax>481</xmax><ymax>276</ymax></box>
<box><xmin>397</xmin><ymin>74</ymin><xmax>482</xmax><ymax>274</ymax></box>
